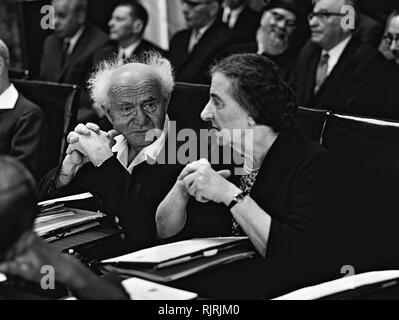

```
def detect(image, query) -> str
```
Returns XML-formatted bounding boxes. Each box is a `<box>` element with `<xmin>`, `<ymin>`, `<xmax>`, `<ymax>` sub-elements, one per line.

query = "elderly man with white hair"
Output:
<box><xmin>38</xmin><ymin>53</ymin><xmax>184</xmax><ymax>251</ymax></box>
<box><xmin>0</xmin><ymin>39</ymin><xmax>45</xmax><ymax>178</ymax></box>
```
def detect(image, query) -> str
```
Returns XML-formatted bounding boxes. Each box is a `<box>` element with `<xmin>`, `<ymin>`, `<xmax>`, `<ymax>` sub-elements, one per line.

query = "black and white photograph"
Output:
<box><xmin>0</xmin><ymin>0</ymin><xmax>399</xmax><ymax>307</ymax></box>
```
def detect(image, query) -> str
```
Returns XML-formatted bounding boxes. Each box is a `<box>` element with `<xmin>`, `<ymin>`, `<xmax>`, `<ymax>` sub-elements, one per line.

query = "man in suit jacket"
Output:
<box><xmin>38</xmin><ymin>55</ymin><xmax>184</xmax><ymax>252</ymax></box>
<box><xmin>221</xmin><ymin>0</ymin><xmax>261</xmax><ymax>43</ymax></box>
<box><xmin>95</xmin><ymin>1</ymin><xmax>165</xmax><ymax>65</ymax></box>
<box><xmin>39</xmin><ymin>0</ymin><xmax>111</xmax><ymax>121</ymax></box>
<box><xmin>290</xmin><ymin>0</ymin><xmax>382</xmax><ymax>112</ymax></box>
<box><xmin>169</xmin><ymin>0</ymin><xmax>238</xmax><ymax>84</ymax></box>
<box><xmin>0</xmin><ymin>40</ymin><xmax>45</xmax><ymax>178</ymax></box>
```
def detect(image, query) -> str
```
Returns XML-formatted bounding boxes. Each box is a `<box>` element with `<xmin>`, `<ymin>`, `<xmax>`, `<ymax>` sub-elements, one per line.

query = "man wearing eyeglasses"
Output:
<box><xmin>169</xmin><ymin>0</ymin><xmax>238</xmax><ymax>84</ymax></box>
<box><xmin>225</xmin><ymin>0</ymin><xmax>309</xmax><ymax>77</ymax></box>
<box><xmin>290</xmin><ymin>0</ymin><xmax>382</xmax><ymax>113</ymax></box>
<box><xmin>380</xmin><ymin>10</ymin><xmax>399</xmax><ymax>65</ymax></box>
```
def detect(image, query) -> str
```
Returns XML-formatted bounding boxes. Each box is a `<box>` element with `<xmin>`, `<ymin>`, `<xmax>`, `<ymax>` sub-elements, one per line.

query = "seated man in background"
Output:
<box><xmin>169</xmin><ymin>0</ymin><xmax>238</xmax><ymax>84</ymax></box>
<box><xmin>39</xmin><ymin>0</ymin><xmax>112</xmax><ymax>122</ymax></box>
<box><xmin>38</xmin><ymin>54</ymin><xmax>184</xmax><ymax>252</ymax></box>
<box><xmin>350</xmin><ymin>9</ymin><xmax>399</xmax><ymax>120</ymax></box>
<box><xmin>0</xmin><ymin>156</ymin><xmax>128</xmax><ymax>300</ymax></box>
<box><xmin>379</xmin><ymin>10</ymin><xmax>399</xmax><ymax>65</ymax></box>
<box><xmin>221</xmin><ymin>0</ymin><xmax>261</xmax><ymax>43</ymax></box>
<box><xmin>95</xmin><ymin>1</ymin><xmax>165</xmax><ymax>65</ymax></box>
<box><xmin>228</xmin><ymin>0</ymin><xmax>307</xmax><ymax>77</ymax></box>
<box><xmin>0</xmin><ymin>40</ymin><xmax>45</xmax><ymax>178</ymax></box>
<box><xmin>290</xmin><ymin>0</ymin><xmax>382</xmax><ymax>112</ymax></box>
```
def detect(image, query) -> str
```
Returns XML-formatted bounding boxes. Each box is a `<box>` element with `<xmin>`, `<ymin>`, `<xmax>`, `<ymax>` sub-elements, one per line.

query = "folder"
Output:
<box><xmin>100</xmin><ymin>237</ymin><xmax>256</xmax><ymax>283</ymax></box>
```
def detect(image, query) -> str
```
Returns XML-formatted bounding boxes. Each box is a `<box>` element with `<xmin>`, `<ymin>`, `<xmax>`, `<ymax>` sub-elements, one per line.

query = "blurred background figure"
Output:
<box><xmin>0</xmin><ymin>156</ymin><xmax>128</xmax><ymax>300</ymax></box>
<box><xmin>96</xmin><ymin>1</ymin><xmax>165</xmax><ymax>66</ymax></box>
<box><xmin>38</xmin><ymin>0</ymin><xmax>111</xmax><ymax>122</ymax></box>
<box><xmin>379</xmin><ymin>10</ymin><xmax>399</xmax><ymax>65</ymax></box>
<box><xmin>221</xmin><ymin>0</ymin><xmax>261</xmax><ymax>43</ymax></box>
<box><xmin>290</xmin><ymin>0</ymin><xmax>382</xmax><ymax>113</ymax></box>
<box><xmin>226</xmin><ymin>0</ymin><xmax>310</xmax><ymax>77</ymax></box>
<box><xmin>169</xmin><ymin>0</ymin><xmax>238</xmax><ymax>84</ymax></box>
<box><xmin>0</xmin><ymin>39</ymin><xmax>45</xmax><ymax>179</ymax></box>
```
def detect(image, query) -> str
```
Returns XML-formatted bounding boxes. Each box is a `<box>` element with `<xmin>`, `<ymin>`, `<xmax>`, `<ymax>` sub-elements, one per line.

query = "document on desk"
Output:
<box><xmin>34</xmin><ymin>208</ymin><xmax>104</xmax><ymax>237</ymax></box>
<box><xmin>122</xmin><ymin>277</ymin><xmax>198</xmax><ymax>300</ymax></box>
<box><xmin>38</xmin><ymin>192</ymin><xmax>94</xmax><ymax>207</ymax></box>
<box><xmin>274</xmin><ymin>270</ymin><xmax>399</xmax><ymax>300</ymax></box>
<box><xmin>102</xmin><ymin>236</ymin><xmax>249</xmax><ymax>265</ymax></box>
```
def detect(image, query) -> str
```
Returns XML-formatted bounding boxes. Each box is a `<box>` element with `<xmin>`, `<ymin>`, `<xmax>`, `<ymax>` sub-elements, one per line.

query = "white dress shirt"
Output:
<box><xmin>118</xmin><ymin>39</ymin><xmax>142</xmax><ymax>63</ymax></box>
<box><xmin>0</xmin><ymin>84</ymin><xmax>19</xmax><ymax>110</ymax></box>
<box><xmin>222</xmin><ymin>5</ymin><xmax>244</xmax><ymax>29</ymax></box>
<box><xmin>188</xmin><ymin>22</ymin><xmax>213</xmax><ymax>53</ymax></box>
<box><xmin>64</xmin><ymin>27</ymin><xmax>85</xmax><ymax>55</ymax></box>
<box><xmin>322</xmin><ymin>35</ymin><xmax>352</xmax><ymax>76</ymax></box>
<box><xmin>111</xmin><ymin>115</ymin><xmax>170</xmax><ymax>174</ymax></box>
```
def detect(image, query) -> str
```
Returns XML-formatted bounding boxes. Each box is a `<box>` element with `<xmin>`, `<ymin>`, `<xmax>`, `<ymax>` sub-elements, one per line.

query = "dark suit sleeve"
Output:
<box><xmin>9</xmin><ymin>107</ymin><xmax>45</xmax><ymax>177</ymax></box>
<box><xmin>266</xmin><ymin>149</ymin><xmax>331</xmax><ymax>259</ymax></box>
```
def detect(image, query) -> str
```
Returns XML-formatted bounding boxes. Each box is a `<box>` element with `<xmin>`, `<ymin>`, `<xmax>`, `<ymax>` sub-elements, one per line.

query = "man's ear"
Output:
<box><xmin>132</xmin><ymin>19</ymin><xmax>144</xmax><ymax>35</ymax></box>
<box><xmin>0</xmin><ymin>57</ymin><xmax>5</xmax><ymax>77</ymax></box>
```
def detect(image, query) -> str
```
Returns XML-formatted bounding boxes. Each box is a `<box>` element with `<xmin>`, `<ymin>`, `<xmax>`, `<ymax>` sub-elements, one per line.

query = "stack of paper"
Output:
<box><xmin>35</xmin><ymin>193</ymin><xmax>104</xmax><ymax>238</ymax></box>
<box><xmin>274</xmin><ymin>270</ymin><xmax>399</xmax><ymax>300</ymax></box>
<box><xmin>101</xmin><ymin>237</ymin><xmax>256</xmax><ymax>283</ymax></box>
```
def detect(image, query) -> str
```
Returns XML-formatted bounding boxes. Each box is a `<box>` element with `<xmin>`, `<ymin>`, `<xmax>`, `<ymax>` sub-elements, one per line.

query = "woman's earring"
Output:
<box><xmin>248</xmin><ymin>117</ymin><xmax>256</xmax><ymax>126</ymax></box>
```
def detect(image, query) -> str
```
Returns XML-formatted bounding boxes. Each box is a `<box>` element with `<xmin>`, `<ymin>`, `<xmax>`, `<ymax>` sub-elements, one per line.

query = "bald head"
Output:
<box><xmin>0</xmin><ymin>157</ymin><xmax>37</xmax><ymax>258</ymax></box>
<box><xmin>0</xmin><ymin>40</ymin><xmax>9</xmax><ymax>77</ymax></box>
<box><xmin>52</xmin><ymin>0</ymin><xmax>87</xmax><ymax>38</ymax></box>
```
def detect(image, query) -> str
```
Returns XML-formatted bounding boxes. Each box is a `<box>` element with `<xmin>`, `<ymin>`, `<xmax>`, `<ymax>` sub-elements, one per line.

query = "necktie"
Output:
<box><xmin>60</xmin><ymin>39</ymin><xmax>70</xmax><ymax>68</ymax></box>
<box><xmin>188</xmin><ymin>30</ymin><xmax>200</xmax><ymax>53</ymax></box>
<box><xmin>315</xmin><ymin>52</ymin><xmax>329</xmax><ymax>93</ymax></box>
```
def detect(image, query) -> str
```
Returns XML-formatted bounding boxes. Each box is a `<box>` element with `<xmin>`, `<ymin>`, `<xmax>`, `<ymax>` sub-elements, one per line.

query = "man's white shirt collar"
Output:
<box><xmin>222</xmin><ymin>5</ymin><xmax>244</xmax><ymax>28</ymax></box>
<box><xmin>0</xmin><ymin>84</ymin><xmax>19</xmax><ymax>110</ymax></box>
<box><xmin>188</xmin><ymin>21</ymin><xmax>213</xmax><ymax>52</ymax></box>
<box><xmin>112</xmin><ymin>115</ymin><xmax>170</xmax><ymax>174</ymax></box>
<box><xmin>323</xmin><ymin>35</ymin><xmax>352</xmax><ymax>76</ymax></box>
<box><xmin>118</xmin><ymin>39</ymin><xmax>142</xmax><ymax>61</ymax></box>
<box><xmin>65</xmin><ymin>26</ymin><xmax>85</xmax><ymax>55</ymax></box>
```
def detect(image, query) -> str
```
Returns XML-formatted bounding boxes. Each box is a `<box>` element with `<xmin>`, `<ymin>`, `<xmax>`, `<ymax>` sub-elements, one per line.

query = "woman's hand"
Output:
<box><xmin>178</xmin><ymin>159</ymin><xmax>238</xmax><ymax>204</ymax></box>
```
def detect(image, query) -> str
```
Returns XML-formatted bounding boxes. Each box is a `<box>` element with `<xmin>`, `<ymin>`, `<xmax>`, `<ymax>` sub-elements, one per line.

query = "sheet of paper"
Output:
<box><xmin>38</xmin><ymin>192</ymin><xmax>93</xmax><ymax>207</ymax></box>
<box><xmin>122</xmin><ymin>277</ymin><xmax>198</xmax><ymax>300</ymax></box>
<box><xmin>274</xmin><ymin>270</ymin><xmax>399</xmax><ymax>300</ymax></box>
<box><xmin>0</xmin><ymin>273</ymin><xmax>7</xmax><ymax>283</ymax></box>
<box><xmin>102</xmin><ymin>237</ymin><xmax>248</xmax><ymax>264</ymax></box>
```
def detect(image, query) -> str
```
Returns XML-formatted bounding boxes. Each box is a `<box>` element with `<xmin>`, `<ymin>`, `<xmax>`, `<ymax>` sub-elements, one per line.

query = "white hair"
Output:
<box><xmin>88</xmin><ymin>52</ymin><xmax>174</xmax><ymax>111</ymax></box>
<box><xmin>0</xmin><ymin>39</ymin><xmax>10</xmax><ymax>69</ymax></box>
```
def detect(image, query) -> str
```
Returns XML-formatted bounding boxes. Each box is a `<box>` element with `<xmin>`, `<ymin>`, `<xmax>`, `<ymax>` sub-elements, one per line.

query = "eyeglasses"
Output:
<box><xmin>269</xmin><ymin>11</ymin><xmax>297</xmax><ymax>28</ymax></box>
<box><xmin>383</xmin><ymin>33</ymin><xmax>399</xmax><ymax>46</ymax></box>
<box><xmin>180</xmin><ymin>0</ymin><xmax>215</xmax><ymax>8</ymax></box>
<box><xmin>308</xmin><ymin>11</ymin><xmax>346</xmax><ymax>22</ymax></box>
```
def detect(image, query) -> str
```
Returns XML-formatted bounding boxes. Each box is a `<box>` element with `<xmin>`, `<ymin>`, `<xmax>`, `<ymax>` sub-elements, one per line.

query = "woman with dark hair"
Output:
<box><xmin>156</xmin><ymin>53</ymin><xmax>332</xmax><ymax>262</ymax></box>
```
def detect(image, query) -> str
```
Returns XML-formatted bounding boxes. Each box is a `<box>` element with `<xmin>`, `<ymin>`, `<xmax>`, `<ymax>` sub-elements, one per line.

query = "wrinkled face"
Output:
<box><xmin>309</xmin><ymin>0</ymin><xmax>347</xmax><ymax>50</ymax></box>
<box><xmin>386</xmin><ymin>15</ymin><xmax>399</xmax><ymax>64</ymax></box>
<box><xmin>107</xmin><ymin>73</ymin><xmax>168</xmax><ymax>150</ymax></box>
<box><xmin>181</xmin><ymin>0</ymin><xmax>217</xmax><ymax>29</ymax></box>
<box><xmin>201</xmin><ymin>72</ymin><xmax>249</xmax><ymax>146</ymax></box>
<box><xmin>257</xmin><ymin>8</ymin><xmax>297</xmax><ymax>53</ymax></box>
<box><xmin>52</xmin><ymin>0</ymin><xmax>83</xmax><ymax>38</ymax></box>
<box><xmin>108</xmin><ymin>6</ymin><xmax>138</xmax><ymax>41</ymax></box>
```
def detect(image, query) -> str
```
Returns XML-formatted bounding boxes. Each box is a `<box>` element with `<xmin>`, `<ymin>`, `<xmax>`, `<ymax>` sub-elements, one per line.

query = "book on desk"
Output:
<box><xmin>100</xmin><ymin>237</ymin><xmax>256</xmax><ymax>283</ymax></box>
